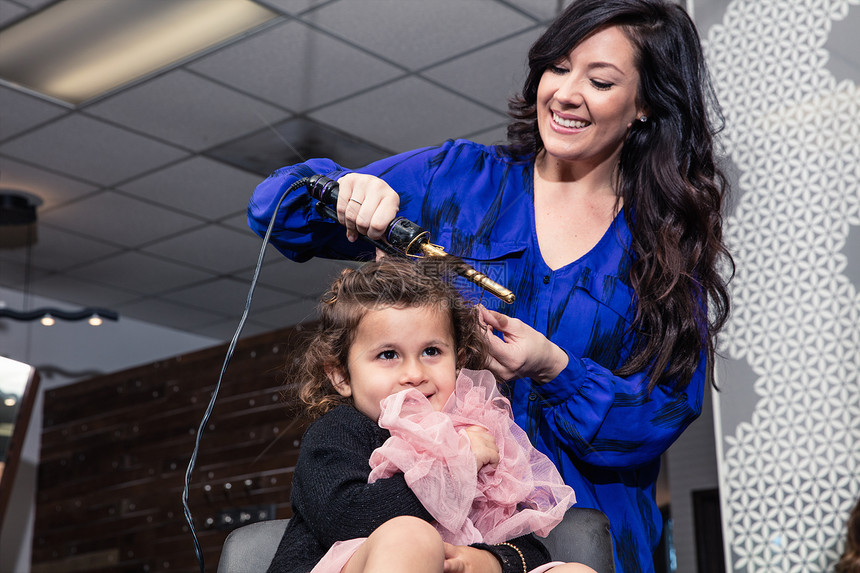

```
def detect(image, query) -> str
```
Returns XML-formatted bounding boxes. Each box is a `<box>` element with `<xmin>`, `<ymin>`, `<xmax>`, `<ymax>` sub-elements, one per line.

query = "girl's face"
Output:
<box><xmin>331</xmin><ymin>305</ymin><xmax>458</xmax><ymax>421</ymax></box>
<box><xmin>536</xmin><ymin>25</ymin><xmax>643</xmax><ymax>174</ymax></box>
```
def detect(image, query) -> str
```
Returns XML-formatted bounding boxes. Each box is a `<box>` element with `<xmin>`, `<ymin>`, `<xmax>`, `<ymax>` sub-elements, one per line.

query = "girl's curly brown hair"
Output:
<box><xmin>290</xmin><ymin>258</ymin><xmax>488</xmax><ymax>420</ymax></box>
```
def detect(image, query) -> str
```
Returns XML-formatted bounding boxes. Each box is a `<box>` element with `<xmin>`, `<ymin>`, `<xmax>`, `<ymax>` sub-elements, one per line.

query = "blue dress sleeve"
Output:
<box><xmin>246</xmin><ymin>158</ymin><xmax>368</xmax><ymax>262</ymax></box>
<box><xmin>246</xmin><ymin>145</ymin><xmax>447</xmax><ymax>262</ymax></box>
<box><xmin>529</xmin><ymin>349</ymin><xmax>706</xmax><ymax>470</ymax></box>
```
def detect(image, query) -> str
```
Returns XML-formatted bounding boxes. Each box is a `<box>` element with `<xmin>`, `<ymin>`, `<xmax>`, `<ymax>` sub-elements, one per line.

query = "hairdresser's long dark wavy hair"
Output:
<box><xmin>505</xmin><ymin>0</ymin><xmax>733</xmax><ymax>391</ymax></box>
<box><xmin>837</xmin><ymin>497</ymin><xmax>860</xmax><ymax>573</ymax></box>
<box><xmin>293</xmin><ymin>258</ymin><xmax>489</xmax><ymax>420</ymax></box>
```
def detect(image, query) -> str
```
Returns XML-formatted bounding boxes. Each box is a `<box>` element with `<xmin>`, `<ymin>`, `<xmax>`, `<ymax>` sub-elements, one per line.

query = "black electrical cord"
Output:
<box><xmin>181</xmin><ymin>178</ymin><xmax>310</xmax><ymax>573</ymax></box>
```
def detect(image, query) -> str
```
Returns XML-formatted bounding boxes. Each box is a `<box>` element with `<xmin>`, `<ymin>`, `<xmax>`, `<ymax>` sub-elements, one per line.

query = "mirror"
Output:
<box><xmin>0</xmin><ymin>356</ymin><xmax>40</xmax><ymax>533</ymax></box>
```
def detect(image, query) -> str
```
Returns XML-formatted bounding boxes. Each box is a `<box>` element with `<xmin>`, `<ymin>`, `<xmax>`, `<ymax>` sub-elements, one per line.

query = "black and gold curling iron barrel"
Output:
<box><xmin>306</xmin><ymin>174</ymin><xmax>515</xmax><ymax>304</ymax></box>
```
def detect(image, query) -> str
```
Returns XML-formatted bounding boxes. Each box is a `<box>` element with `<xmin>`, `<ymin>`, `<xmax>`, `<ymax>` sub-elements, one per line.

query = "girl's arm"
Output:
<box><xmin>296</xmin><ymin>409</ymin><xmax>552</xmax><ymax>573</ymax></box>
<box><xmin>292</xmin><ymin>408</ymin><xmax>433</xmax><ymax>546</ymax></box>
<box><xmin>468</xmin><ymin>534</ymin><xmax>552</xmax><ymax>573</ymax></box>
<box><xmin>481</xmin><ymin>307</ymin><xmax>705</xmax><ymax>470</ymax></box>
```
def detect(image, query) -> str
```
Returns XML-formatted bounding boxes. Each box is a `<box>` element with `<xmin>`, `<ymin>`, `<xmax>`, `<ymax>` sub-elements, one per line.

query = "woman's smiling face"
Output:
<box><xmin>536</xmin><ymin>25</ymin><xmax>643</xmax><ymax>173</ymax></box>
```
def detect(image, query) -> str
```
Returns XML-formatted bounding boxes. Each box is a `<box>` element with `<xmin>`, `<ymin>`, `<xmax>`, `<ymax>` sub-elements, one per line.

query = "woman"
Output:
<box><xmin>248</xmin><ymin>1</ymin><xmax>732</xmax><ymax>571</ymax></box>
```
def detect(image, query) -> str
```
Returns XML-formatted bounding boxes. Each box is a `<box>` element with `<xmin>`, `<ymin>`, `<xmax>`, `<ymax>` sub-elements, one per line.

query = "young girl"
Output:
<box><xmin>266</xmin><ymin>258</ymin><xmax>596</xmax><ymax>573</ymax></box>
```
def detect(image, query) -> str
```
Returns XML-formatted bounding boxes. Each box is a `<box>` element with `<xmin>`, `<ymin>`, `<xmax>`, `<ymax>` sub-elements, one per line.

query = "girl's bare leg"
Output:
<box><xmin>547</xmin><ymin>564</ymin><xmax>599</xmax><ymax>573</ymax></box>
<box><xmin>342</xmin><ymin>516</ymin><xmax>445</xmax><ymax>573</ymax></box>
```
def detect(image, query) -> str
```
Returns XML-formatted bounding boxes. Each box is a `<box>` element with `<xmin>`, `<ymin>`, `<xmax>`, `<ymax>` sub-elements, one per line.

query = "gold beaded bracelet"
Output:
<box><xmin>495</xmin><ymin>541</ymin><xmax>527</xmax><ymax>573</ymax></box>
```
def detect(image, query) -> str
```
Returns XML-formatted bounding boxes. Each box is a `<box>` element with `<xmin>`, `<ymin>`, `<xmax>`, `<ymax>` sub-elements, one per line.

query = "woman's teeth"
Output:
<box><xmin>553</xmin><ymin>113</ymin><xmax>589</xmax><ymax>129</ymax></box>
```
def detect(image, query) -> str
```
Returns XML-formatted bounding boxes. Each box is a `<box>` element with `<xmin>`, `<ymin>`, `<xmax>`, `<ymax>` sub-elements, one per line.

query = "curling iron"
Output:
<box><xmin>306</xmin><ymin>174</ymin><xmax>515</xmax><ymax>304</ymax></box>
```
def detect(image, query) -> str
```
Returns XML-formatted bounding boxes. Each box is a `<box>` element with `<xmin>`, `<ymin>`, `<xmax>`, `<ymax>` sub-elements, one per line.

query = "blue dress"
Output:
<box><xmin>248</xmin><ymin>139</ymin><xmax>705</xmax><ymax>573</ymax></box>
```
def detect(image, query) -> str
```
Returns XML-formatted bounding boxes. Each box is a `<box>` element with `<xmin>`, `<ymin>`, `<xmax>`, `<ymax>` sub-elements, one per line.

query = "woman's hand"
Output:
<box><xmin>334</xmin><ymin>173</ymin><xmax>400</xmax><ymax>242</ymax></box>
<box><xmin>478</xmin><ymin>306</ymin><xmax>569</xmax><ymax>383</ymax></box>
<box><xmin>443</xmin><ymin>543</ymin><xmax>502</xmax><ymax>573</ymax></box>
<box><xmin>464</xmin><ymin>425</ymin><xmax>499</xmax><ymax>469</ymax></box>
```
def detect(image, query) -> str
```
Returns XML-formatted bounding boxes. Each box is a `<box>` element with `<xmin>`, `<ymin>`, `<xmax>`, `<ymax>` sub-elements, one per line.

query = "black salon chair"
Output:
<box><xmin>217</xmin><ymin>507</ymin><xmax>615</xmax><ymax>572</ymax></box>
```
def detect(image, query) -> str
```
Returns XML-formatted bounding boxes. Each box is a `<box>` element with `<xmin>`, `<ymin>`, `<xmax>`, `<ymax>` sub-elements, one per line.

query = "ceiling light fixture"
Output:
<box><xmin>0</xmin><ymin>0</ymin><xmax>279</xmax><ymax>105</ymax></box>
<box><xmin>0</xmin><ymin>307</ymin><xmax>118</xmax><ymax>326</ymax></box>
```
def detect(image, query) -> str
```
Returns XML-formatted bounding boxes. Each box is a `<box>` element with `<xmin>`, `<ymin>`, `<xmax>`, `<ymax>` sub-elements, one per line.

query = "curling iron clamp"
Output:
<box><xmin>306</xmin><ymin>174</ymin><xmax>515</xmax><ymax>304</ymax></box>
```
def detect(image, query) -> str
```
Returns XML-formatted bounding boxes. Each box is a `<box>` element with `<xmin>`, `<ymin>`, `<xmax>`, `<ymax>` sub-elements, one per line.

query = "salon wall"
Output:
<box><xmin>0</xmin><ymin>285</ymin><xmax>218</xmax><ymax>573</ymax></box>
<box><xmin>693</xmin><ymin>0</ymin><xmax>860</xmax><ymax>570</ymax></box>
<box><xmin>30</xmin><ymin>324</ymin><xmax>309</xmax><ymax>573</ymax></box>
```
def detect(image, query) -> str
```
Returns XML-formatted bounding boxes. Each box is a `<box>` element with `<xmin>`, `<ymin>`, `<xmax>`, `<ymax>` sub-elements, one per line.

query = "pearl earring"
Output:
<box><xmin>638</xmin><ymin>115</ymin><xmax>648</xmax><ymax>122</ymax></box>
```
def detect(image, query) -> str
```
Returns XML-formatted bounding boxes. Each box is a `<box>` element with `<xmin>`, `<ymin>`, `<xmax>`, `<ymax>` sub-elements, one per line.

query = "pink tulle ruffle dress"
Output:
<box><xmin>310</xmin><ymin>369</ymin><xmax>575</xmax><ymax>573</ymax></box>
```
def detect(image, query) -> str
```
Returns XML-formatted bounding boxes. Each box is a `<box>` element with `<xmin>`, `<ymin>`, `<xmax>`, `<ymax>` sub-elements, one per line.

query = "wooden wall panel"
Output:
<box><xmin>33</xmin><ymin>324</ymin><xmax>314</xmax><ymax>572</ymax></box>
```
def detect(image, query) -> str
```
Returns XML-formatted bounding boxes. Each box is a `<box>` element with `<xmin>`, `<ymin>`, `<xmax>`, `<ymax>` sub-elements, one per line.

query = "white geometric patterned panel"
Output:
<box><xmin>707</xmin><ymin>0</ymin><xmax>860</xmax><ymax>571</ymax></box>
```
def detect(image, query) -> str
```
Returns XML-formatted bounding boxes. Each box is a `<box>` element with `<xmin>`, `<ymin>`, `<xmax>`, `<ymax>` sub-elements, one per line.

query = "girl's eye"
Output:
<box><xmin>590</xmin><ymin>79</ymin><xmax>613</xmax><ymax>90</ymax></box>
<box><xmin>378</xmin><ymin>350</ymin><xmax>398</xmax><ymax>360</ymax></box>
<box><xmin>423</xmin><ymin>347</ymin><xmax>442</xmax><ymax>357</ymax></box>
<box><xmin>548</xmin><ymin>64</ymin><xmax>568</xmax><ymax>75</ymax></box>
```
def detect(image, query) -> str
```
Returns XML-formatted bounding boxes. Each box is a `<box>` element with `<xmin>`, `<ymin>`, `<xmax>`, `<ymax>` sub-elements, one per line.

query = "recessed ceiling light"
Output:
<box><xmin>0</xmin><ymin>0</ymin><xmax>279</xmax><ymax>105</ymax></box>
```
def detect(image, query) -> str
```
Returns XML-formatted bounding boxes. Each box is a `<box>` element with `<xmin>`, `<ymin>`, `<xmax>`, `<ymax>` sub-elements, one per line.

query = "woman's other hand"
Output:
<box><xmin>335</xmin><ymin>173</ymin><xmax>400</xmax><ymax>242</ymax></box>
<box><xmin>479</xmin><ymin>306</ymin><xmax>569</xmax><ymax>383</ymax></box>
<box><xmin>443</xmin><ymin>543</ymin><xmax>503</xmax><ymax>573</ymax></box>
<box><xmin>464</xmin><ymin>425</ymin><xmax>500</xmax><ymax>469</ymax></box>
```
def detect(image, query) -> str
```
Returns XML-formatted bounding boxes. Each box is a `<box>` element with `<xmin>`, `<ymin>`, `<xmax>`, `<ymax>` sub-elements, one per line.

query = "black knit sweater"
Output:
<box><xmin>266</xmin><ymin>405</ymin><xmax>551</xmax><ymax>573</ymax></box>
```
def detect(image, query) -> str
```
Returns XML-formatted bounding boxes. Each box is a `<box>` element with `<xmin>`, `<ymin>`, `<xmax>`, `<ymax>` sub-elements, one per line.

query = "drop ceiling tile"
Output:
<box><xmin>0</xmin><ymin>224</ymin><xmax>121</xmax><ymax>271</ymax></box>
<box><xmin>0</xmin><ymin>114</ymin><xmax>188</xmax><ymax>186</ymax></box>
<box><xmin>24</xmin><ymin>273</ymin><xmax>138</xmax><ymax>308</ymax></box>
<box><xmin>7</xmin><ymin>0</ymin><xmax>52</xmax><ymax>9</ymax></box>
<box><xmin>221</xmin><ymin>235</ymin><xmax>293</xmax><ymax>282</ymax></box>
<box><xmin>142</xmin><ymin>224</ymin><xmax>269</xmax><ymax>274</ymax></box>
<box><xmin>201</xmin><ymin>218</ymin><xmax>288</xmax><ymax>262</ymax></box>
<box><xmin>0</xmin><ymin>1</ymin><xmax>28</xmax><ymax>27</ymax></box>
<box><xmin>85</xmin><ymin>70</ymin><xmax>290</xmax><ymax>152</ymax></box>
<box><xmin>39</xmin><ymin>192</ymin><xmax>205</xmax><ymax>248</ymax></box>
<box><xmin>309</xmin><ymin>76</ymin><xmax>506</xmax><ymax>152</ymax></box>
<box><xmin>0</xmin><ymin>258</ymin><xmax>50</xmax><ymax>289</ymax></box>
<box><xmin>256</xmin><ymin>0</ymin><xmax>329</xmax><ymax>16</ymax></box>
<box><xmin>251</xmin><ymin>257</ymin><xmax>357</xmax><ymax>298</ymax></box>
<box><xmin>468</xmin><ymin>122</ymin><xmax>512</xmax><ymax>148</ymax></box>
<box><xmin>117</xmin><ymin>297</ymin><xmax>226</xmax><ymax>331</ymax></box>
<box><xmin>220</xmin><ymin>211</ymin><xmax>258</xmax><ymax>234</ymax></box>
<box><xmin>118</xmin><ymin>156</ymin><xmax>261</xmax><ymax>221</ymax></box>
<box><xmin>206</xmin><ymin>116</ymin><xmax>390</xmax><ymax>176</ymax></box>
<box><xmin>0</xmin><ymin>156</ymin><xmax>98</xmax><ymax>210</ymax></box>
<box><xmin>190</xmin><ymin>20</ymin><xmax>403</xmax><ymax>113</ymax></box>
<box><xmin>422</xmin><ymin>28</ymin><xmax>540</xmax><ymax>113</ymax></box>
<box><xmin>308</xmin><ymin>0</ymin><xmax>534</xmax><ymax>70</ymax></box>
<box><xmin>249</xmin><ymin>242</ymin><xmax>291</xmax><ymax>268</ymax></box>
<box><xmin>221</xmin><ymin>211</ymin><xmax>302</xmax><ymax>241</ymax></box>
<box><xmin>0</xmin><ymin>85</ymin><xmax>69</xmax><ymax>141</ymax></box>
<box><xmin>248</xmin><ymin>296</ymin><xmax>320</xmax><ymax>329</ymax></box>
<box><xmin>187</xmin><ymin>317</ymin><xmax>274</xmax><ymax>341</ymax></box>
<box><xmin>160</xmin><ymin>276</ymin><xmax>299</xmax><ymax>317</ymax></box>
<box><xmin>66</xmin><ymin>251</ymin><xmax>214</xmax><ymax>294</ymax></box>
<box><xmin>513</xmin><ymin>0</ymin><xmax>561</xmax><ymax>22</ymax></box>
